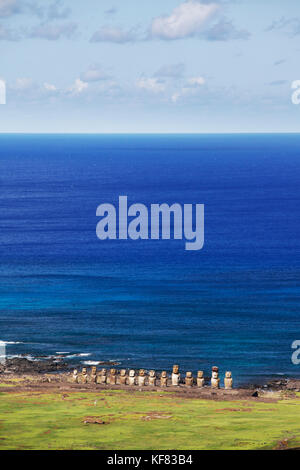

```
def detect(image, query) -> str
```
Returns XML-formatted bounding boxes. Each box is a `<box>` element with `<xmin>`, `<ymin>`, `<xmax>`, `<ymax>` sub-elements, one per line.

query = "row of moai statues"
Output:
<box><xmin>172</xmin><ymin>365</ymin><xmax>233</xmax><ymax>389</ymax></box>
<box><xmin>72</xmin><ymin>365</ymin><xmax>233</xmax><ymax>389</ymax></box>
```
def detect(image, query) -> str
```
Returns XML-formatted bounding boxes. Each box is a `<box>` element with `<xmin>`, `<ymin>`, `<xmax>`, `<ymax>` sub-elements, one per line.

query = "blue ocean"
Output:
<box><xmin>0</xmin><ymin>134</ymin><xmax>299</xmax><ymax>385</ymax></box>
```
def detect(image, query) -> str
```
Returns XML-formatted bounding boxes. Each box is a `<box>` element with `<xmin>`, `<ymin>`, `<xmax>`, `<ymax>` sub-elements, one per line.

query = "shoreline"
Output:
<box><xmin>1</xmin><ymin>357</ymin><xmax>300</xmax><ymax>396</ymax></box>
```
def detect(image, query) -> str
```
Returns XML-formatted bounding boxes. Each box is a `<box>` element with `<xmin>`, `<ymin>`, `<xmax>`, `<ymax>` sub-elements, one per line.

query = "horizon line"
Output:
<box><xmin>0</xmin><ymin>132</ymin><xmax>299</xmax><ymax>135</ymax></box>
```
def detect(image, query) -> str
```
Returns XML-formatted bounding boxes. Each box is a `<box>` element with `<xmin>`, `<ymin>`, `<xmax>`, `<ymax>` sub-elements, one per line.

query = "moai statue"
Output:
<box><xmin>90</xmin><ymin>366</ymin><xmax>97</xmax><ymax>383</ymax></box>
<box><xmin>197</xmin><ymin>371</ymin><xmax>205</xmax><ymax>388</ymax></box>
<box><xmin>72</xmin><ymin>369</ymin><xmax>79</xmax><ymax>383</ymax></box>
<box><xmin>160</xmin><ymin>371</ymin><xmax>168</xmax><ymax>387</ymax></box>
<box><xmin>171</xmin><ymin>365</ymin><xmax>180</xmax><ymax>386</ymax></box>
<box><xmin>211</xmin><ymin>366</ymin><xmax>220</xmax><ymax>389</ymax></box>
<box><xmin>81</xmin><ymin>367</ymin><xmax>88</xmax><ymax>384</ymax></box>
<box><xmin>138</xmin><ymin>369</ymin><xmax>146</xmax><ymax>387</ymax></box>
<box><xmin>224</xmin><ymin>371</ymin><xmax>233</xmax><ymax>390</ymax></box>
<box><xmin>119</xmin><ymin>369</ymin><xmax>128</xmax><ymax>385</ymax></box>
<box><xmin>185</xmin><ymin>372</ymin><xmax>194</xmax><ymax>387</ymax></box>
<box><xmin>108</xmin><ymin>368</ymin><xmax>117</xmax><ymax>385</ymax></box>
<box><xmin>128</xmin><ymin>370</ymin><xmax>136</xmax><ymax>386</ymax></box>
<box><xmin>96</xmin><ymin>368</ymin><xmax>107</xmax><ymax>384</ymax></box>
<box><xmin>148</xmin><ymin>370</ymin><xmax>156</xmax><ymax>386</ymax></box>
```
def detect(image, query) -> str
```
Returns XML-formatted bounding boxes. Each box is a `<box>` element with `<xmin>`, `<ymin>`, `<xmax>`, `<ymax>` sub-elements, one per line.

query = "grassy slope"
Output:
<box><xmin>0</xmin><ymin>389</ymin><xmax>300</xmax><ymax>450</ymax></box>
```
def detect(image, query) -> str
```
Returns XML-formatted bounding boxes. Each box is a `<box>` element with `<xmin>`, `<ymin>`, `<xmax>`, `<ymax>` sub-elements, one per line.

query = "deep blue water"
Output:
<box><xmin>0</xmin><ymin>134</ymin><xmax>299</xmax><ymax>385</ymax></box>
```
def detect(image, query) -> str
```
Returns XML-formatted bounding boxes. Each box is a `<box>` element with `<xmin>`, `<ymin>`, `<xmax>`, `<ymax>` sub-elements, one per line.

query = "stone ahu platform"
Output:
<box><xmin>2</xmin><ymin>361</ymin><xmax>300</xmax><ymax>401</ymax></box>
<box><xmin>72</xmin><ymin>365</ymin><xmax>233</xmax><ymax>390</ymax></box>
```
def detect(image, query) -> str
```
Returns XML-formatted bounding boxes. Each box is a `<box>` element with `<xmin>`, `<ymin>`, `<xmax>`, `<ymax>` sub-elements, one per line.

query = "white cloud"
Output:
<box><xmin>44</xmin><ymin>82</ymin><xmax>57</xmax><ymax>92</ymax></box>
<box><xmin>0</xmin><ymin>23</ymin><xmax>19</xmax><ymax>40</ymax></box>
<box><xmin>14</xmin><ymin>77</ymin><xmax>34</xmax><ymax>90</ymax></box>
<box><xmin>30</xmin><ymin>21</ymin><xmax>78</xmax><ymax>40</ymax></box>
<box><xmin>68</xmin><ymin>78</ymin><xmax>88</xmax><ymax>95</ymax></box>
<box><xmin>273</xmin><ymin>59</ymin><xmax>286</xmax><ymax>67</ymax></box>
<box><xmin>90</xmin><ymin>26</ymin><xmax>137</xmax><ymax>43</ymax></box>
<box><xmin>104</xmin><ymin>6</ymin><xmax>117</xmax><ymax>15</ymax></box>
<box><xmin>172</xmin><ymin>76</ymin><xmax>206</xmax><ymax>102</ymax></box>
<box><xmin>206</xmin><ymin>18</ymin><xmax>250</xmax><ymax>41</ymax></box>
<box><xmin>47</xmin><ymin>0</ymin><xmax>71</xmax><ymax>20</ymax></box>
<box><xmin>154</xmin><ymin>63</ymin><xmax>185</xmax><ymax>78</ymax></box>
<box><xmin>136</xmin><ymin>77</ymin><xmax>166</xmax><ymax>93</ymax></box>
<box><xmin>172</xmin><ymin>87</ymin><xmax>195</xmax><ymax>102</ymax></box>
<box><xmin>0</xmin><ymin>0</ymin><xmax>45</xmax><ymax>18</ymax></box>
<box><xmin>0</xmin><ymin>0</ymin><xmax>20</xmax><ymax>17</ymax></box>
<box><xmin>150</xmin><ymin>0</ymin><xmax>219</xmax><ymax>40</ymax></box>
<box><xmin>267</xmin><ymin>17</ymin><xmax>300</xmax><ymax>37</ymax></box>
<box><xmin>172</xmin><ymin>92</ymin><xmax>181</xmax><ymax>103</ymax></box>
<box><xmin>80</xmin><ymin>64</ymin><xmax>110</xmax><ymax>82</ymax></box>
<box><xmin>9</xmin><ymin>77</ymin><xmax>40</xmax><ymax>101</ymax></box>
<box><xmin>187</xmin><ymin>76</ymin><xmax>205</xmax><ymax>86</ymax></box>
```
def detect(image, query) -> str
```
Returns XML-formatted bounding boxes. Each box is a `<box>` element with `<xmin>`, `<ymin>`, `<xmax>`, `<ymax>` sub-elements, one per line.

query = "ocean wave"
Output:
<box><xmin>6</xmin><ymin>354</ymin><xmax>38</xmax><ymax>361</ymax></box>
<box><xmin>37</xmin><ymin>355</ymin><xmax>61</xmax><ymax>360</ymax></box>
<box><xmin>65</xmin><ymin>353</ymin><xmax>92</xmax><ymax>359</ymax></box>
<box><xmin>82</xmin><ymin>361</ymin><xmax>102</xmax><ymax>366</ymax></box>
<box><xmin>0</xmin><ymin>341</ymin><xmax>24</xmax><ymax>345</ymax></box>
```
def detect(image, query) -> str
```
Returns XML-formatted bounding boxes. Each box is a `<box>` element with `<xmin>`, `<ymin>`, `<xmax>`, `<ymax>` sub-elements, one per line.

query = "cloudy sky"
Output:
<box><xmin>0</xmin><ymin>0</ymin><xmax>300</xmax><ymax>133</ymax></box>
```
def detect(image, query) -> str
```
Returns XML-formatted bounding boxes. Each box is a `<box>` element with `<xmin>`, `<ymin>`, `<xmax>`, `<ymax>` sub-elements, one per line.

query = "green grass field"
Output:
<box><xmin>0</xmin><ymin>388</ymin><xmax>300</xmax><ymax>450</ymax></box>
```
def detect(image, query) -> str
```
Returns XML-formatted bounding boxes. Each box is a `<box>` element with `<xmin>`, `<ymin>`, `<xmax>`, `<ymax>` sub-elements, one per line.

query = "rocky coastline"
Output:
<box><xmin>1</xmin><ymin>356</ymin><xmax>300</xmax><ymax>395</ymax></box>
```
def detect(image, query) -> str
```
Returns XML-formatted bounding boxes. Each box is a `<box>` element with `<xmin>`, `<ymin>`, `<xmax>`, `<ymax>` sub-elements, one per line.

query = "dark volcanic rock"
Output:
<box><xmin>265</xmin><ymin>379</ymin><xmax>289</xmax><ymax>390</ymax></box>
<box><xmin>0</xmin><ymin>357</ymin><xmax>68</xmax><ymax>374</ymax></box>
<box><xmin>286</xmin><ymin>379</ymin><xmax>300</xmax><ymax>391</ymax></box>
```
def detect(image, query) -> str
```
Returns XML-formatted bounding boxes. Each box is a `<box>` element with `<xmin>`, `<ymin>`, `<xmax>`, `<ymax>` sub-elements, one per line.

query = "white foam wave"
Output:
<box><xmin>82</xmin><ymin>361</ymin><xmax>101</xmax><ymax>366</ymax></box>
<box><xmin>0</xmin><ymin>341</ymin><xmax>24</xmax><ymax>345</ymax></box>
<box><xmin>6</xmin><ymin>354</ymin><xmax>38</xmax><ymax>361</ymax></box>
<box><xmin>65</xmin><ymin>353</ymin><xmax>92</xmax><ymax>359</ymax></box>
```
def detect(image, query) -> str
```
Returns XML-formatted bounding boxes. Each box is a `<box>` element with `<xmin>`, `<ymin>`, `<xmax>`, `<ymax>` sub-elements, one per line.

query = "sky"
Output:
<box><xmin>0</xmin><ymin>0</ymin><xmax>300</xmax><ymax>133</ymax></box>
